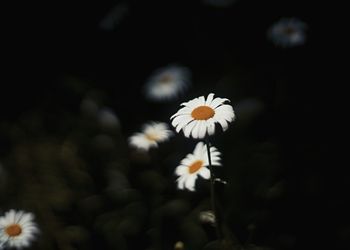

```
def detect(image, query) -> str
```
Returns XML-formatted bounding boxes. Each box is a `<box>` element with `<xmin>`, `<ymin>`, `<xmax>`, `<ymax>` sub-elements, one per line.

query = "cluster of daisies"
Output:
<box><xmin>0</xmin><ymin>63</ymin><xmax>235</xmax><ymax>250</ymax></box>
<box><xmin>129</xmin><ymin>93</ymin><xmax>235</xmax><ymax>191</ymax></box>
<box><xmin>129</xmin><ymin>64</ymin><xmax>191</xmax><ymax>151</ymax></box>
<box><xmin>0</xmin><ymin>210</ymin><xmax>38</xmax><ymax>249</ymax></box>
<box><xmin>0</xmin><ymin>11</ymin><xmax>307</xmax><ymax>250</ymax></box>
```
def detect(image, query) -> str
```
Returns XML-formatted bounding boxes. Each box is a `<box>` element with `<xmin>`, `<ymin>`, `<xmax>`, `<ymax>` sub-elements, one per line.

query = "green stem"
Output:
<box><xmin>205</xmin><ymin>137</ymin><xmax>222</xmax><ymax>240</ymax></box>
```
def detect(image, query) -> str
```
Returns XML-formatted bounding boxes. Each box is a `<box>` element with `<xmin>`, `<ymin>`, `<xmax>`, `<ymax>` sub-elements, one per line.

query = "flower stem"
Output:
<box><xmin>205</xmin><ymin>136</ymin><xmax>222</xmax><ymax>240</ymax></box>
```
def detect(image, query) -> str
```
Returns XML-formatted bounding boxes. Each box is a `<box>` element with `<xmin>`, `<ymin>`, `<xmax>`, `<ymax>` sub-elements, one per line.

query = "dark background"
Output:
<box><xmin>1</xmin><ymin>0</ymin><xmax>346</xmax><ymax>250</ymax></box>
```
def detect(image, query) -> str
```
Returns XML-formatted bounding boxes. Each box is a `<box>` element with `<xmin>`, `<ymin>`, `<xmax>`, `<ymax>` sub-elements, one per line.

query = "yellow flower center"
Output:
<box><xmin>159</xmin><ymin>74</ymin><xmax>173</xmax><ymax>84</ymax></box>
<box><xmin>191</xmin><ymin>106</ymin><xmax>215</xmax><ymax>120</ymax></box>
<box><xmin>5</xmin><ymin>224</ymin><xmax>22</xmax><ymax>237</ymax></box>
<box><xmin>145</xmin><ymin>133</ymin><xmax>159</xmax><ymax>142</ymax></box>
<box><xmin>188</xmin><ymin>160</ymin><xmax>203</xmax><ymax>174</ymax></box>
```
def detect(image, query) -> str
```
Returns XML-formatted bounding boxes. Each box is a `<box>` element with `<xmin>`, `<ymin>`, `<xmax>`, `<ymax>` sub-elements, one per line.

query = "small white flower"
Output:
<box><xmin>170</xmin><ymin>93</ymin><xmax>235</xmax><ymax>139</ymax></box>
<box><xmin>0</xmin><ymin>210</ymin><xmax>39</xmax><ymax>249</ymax></box>
<box><xmin>128</xmin><ymin>122</ymin><xmax>173</xmax><ymax>151</ymax></box>
<box><xmin>268</xmin><ymin>18</ymin><xmax>307</xmax><ymax>48</ymax></box>
<box><xmin>144</xmin><ymin>65</ymin><xmax>191</xmax><ymax>101</ymax></box>
<box><xmin>175</xmin><ymin>142</ymin><xmax>221</xmax><ymax>191</ymax></box>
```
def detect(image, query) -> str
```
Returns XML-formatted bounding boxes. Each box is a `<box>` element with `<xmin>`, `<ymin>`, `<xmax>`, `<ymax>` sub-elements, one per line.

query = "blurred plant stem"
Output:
<box><xmin>205</xmin><ymin>137</ymin><xmax>222</xmax><ymax>240</ymax></box>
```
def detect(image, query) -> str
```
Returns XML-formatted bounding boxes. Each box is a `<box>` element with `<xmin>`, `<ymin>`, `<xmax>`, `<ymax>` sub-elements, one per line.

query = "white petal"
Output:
<box><xmin>175</xmin><ymin>166</ymin><xmax>188</xmax><ymax>176</ymax></box>
<box><xmin>198</xmin><ymin>167</ymin><xmax>211</xmax><ymax>179</ymax></box>
<box><xmin>205</xmin><ymin>93</ymin><xmax>215</xmax><ymax>106</ymax></box>
<box><xmin>8</xmin><ymin>210</ymin><xmax>16</xmax><ymax>223</ymax></box>
<box><xmin>171</xmin><ymin>114</ymin><xmax>191</xmax><ymax>127</ymax></box>
<box><xmin>211</xmin><ymin>161</ymin><xmax>222</xmax><ymax>166</ymax></box>
<box><xmin>198</xmin><ymin>120</ymin><xmax>208</xmax><ymax>139</ymax></box>
<box><xmin>206</xmin><ymin>118</ymin><xmax>216</xmax><ymax>136</ymax></box>
<box><xmin>193</xmin><ymin>142</ymin><xmax>205</xmax><ymax>156</ymax></box>
<box><xmin>14</xmin><ymin>210</ymin><xmax>24</xmax><ymax>223</ymax></box>
<box><xmin>184</xmin><ymin>120</ymin><xmax>198</xmax><ymax>138</ymax></box>
<box><xmin>211</xmin><ymin>152</ymin><xmax>222</xmax><ymax>160</ymax></box>
<box><xmin>215</xmin><ymin>117</ymin><xmax>229</xmax><ymax>131</ymax></box>
<box><xmin>187</xmin><ymin>154</ymin><xmax>197</xmax><ymax>162</ymax></box>
<box><xmin>170</xmin><ymin>106</ymin><xmax>192</xmax><ymax>119</ymax></box>
<box><xmin>180</xmin><ymin>157</ymin><xmax>192</xmax><ymax>166</ymax></box>
<box><xmin>210</xmin><ymin>98</ymin><xmax>225</xmax><ymax>109</ymax></box>
<box><xmin>185</xmin><ymin>175</ymin><xmax>197</xmax><ymax>191</ymax></box>
<box><xmin>184</xmin><ymin>98</ymin><xmax>200</xmax><ymax>108</ymax></box>
<box><xmin>177</xmin><ymin>176</ymin><xmax>187</xmax><ymax>190</ymax></box>
<box><xmin>211</xmin><ymin>154</ymin><xmax>221</xmax><ymax>160</ymax></box>
<box><xmin>191</xmin><ymin>121</ymin><xmax>202</xmax><ymax>139</ymax></box>
<box><xmin>210</xmin><ymin>97</ymin><xmax>229</xmax><ymax>109</ymax></box>
<box><xmin>174</xmin><ymin>116</ymin><xmax>194</xmax><ymax>133</ymax></box>
<box><xmin>215</xmin><ymin>104</ymin><xmax>235</xmax><ymax>121</ymax></box>
<box><xmin>198</xmin><ymin>96</ymin><xmax>205</xmax><ymax>105</ymax></box>
<box><xmin>210</xmin><ymin>146</ymin><xmax>220</xmax><ymax>154</ymax></box>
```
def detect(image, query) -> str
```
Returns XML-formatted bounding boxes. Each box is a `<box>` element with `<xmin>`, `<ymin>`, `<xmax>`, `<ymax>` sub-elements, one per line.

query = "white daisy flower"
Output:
<box><xmin>170</xmin><ymin>93</ymin><xmax>235</xmax><ymax>139</ymax></box>
<box><xmin>0</xmin><ymin>210</ymin><xmax>39</xmax><ymax>249</ymax></box>
<box><xmin>268</xmin><ymin>18</ymin><xmax>307</xmax><ymax>48</ymax></box>
<box><xmin>128</xmin><ymin>122</ymin><xmax>173</xmax><ymax>151</ymax></box>
<box><xmin>175</xmin><ymin>142</ymin><xmax>221</xmax><ymax>191</ymax></box>
<box><xmin>144</xmin><ymin>65</ymin><xmax>191</xmax><ymax>101</ymax></box>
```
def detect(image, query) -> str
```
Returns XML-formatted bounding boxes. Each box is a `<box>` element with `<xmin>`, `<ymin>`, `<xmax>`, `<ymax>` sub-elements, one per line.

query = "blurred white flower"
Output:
<box><xmin>268</xmin><ymin>18</ymin><xmax>307</xmax><ymax>47</ymax></box>
<box><xmin>175</xmin><ymin>142</ymin><xmax>221</xmax><ymax>191</ymax></box>
<box><xmin>171</xmin><ymin>93</ymin><xmax>235</xmax><ymax>139</ymax></box>
<box><xmin>128</xmin><ymin>122</ymin><xmax>173</xmax><ymax>151</ymax></box>
<box><xmin>0</xmin><ymin>210</ymin><xmax>39</xmax><ymax>249</ymax></box>
<box><xmin>144</xmin><ymin>65</ymin><xmax>191</xmax><ymax>101</ymax></box>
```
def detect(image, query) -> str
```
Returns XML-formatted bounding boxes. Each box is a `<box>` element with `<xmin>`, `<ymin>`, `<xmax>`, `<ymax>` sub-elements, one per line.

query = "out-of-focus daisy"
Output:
<box><xmin>175</xmin><ymin>142</ymin><xmax>221</xmax><ymax>191</ymax></box>
<box><xmin>268</xmin><ymin>18</ymin><xmax>307</xmax><ymax>47</ymax></box>
<box><xmin>202</xmin><ymin>0</ymin><xmax>237</xmax><ymax>8</ymax></box>
<box><xmin>144</xmin><ymin>65</ymin><xmax>191</xmax><ymax>101</ymax></box>
<box><xmin>171</xmin><ymin>93</ymin><xmax>235</xmax><ymax>139</ymax></box>
<box><xmin>0</xmin><ymin>210</ymin><xmax>39</xmax><ymax>249</ymax></box>
<box><xmin>128</xmin><ymin>122</ymin><xmax>173</xmax><ymax>151</ymax></box>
